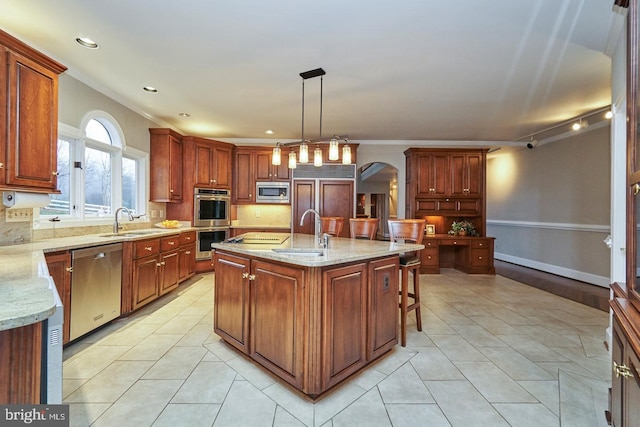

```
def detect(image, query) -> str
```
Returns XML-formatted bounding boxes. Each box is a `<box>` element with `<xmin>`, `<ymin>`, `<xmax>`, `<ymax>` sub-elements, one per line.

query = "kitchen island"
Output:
<box><xmin>212</xmin><ymin>233</ymin><xmax>423</xmax><ymax>399</ymax></box>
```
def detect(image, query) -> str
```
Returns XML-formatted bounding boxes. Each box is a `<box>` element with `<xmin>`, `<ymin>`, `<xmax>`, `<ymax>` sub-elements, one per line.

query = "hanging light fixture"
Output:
<box><xmin>342</xmin><ymin>142</ymin><xmax>351</xmax><ymax>165</ymax></box>
<box><xmin>271</xmin><ymin>68</ymin><xmax>352</xmax><ymax>168</ymax></box>
<box><xmin>299</xmin><ymin>141</ymin><xmax>309</xmax><ymax>163</ymax></box>
<box><xmin>288</xmin><ymin>151</ymin><xmax>297</xmax><ymax>169</ymax></box>
<box><xmin>328</xmin><ymin>138</ymin><xmax>339</xmax><ymax>161</ymax></box>
<box><xmin>272</xmin><ymin>142</ymin><xmax>282</xmax><ymax>166</ymax></box>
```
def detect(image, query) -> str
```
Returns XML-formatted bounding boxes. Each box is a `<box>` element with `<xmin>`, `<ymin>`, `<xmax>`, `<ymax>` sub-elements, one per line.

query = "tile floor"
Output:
<box><xmin>62</xmin><ymin>269</ymin><xmax>611</xmax><ymax>427</ymax></box>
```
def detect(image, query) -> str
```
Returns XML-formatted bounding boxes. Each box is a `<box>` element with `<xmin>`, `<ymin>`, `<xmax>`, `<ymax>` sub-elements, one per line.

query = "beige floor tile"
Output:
<box><xmin>64</xmin><ymin>345</ymin><xmax>132</xmax><ymax>379</ymax></box>
<box><xmin>477</xmin><ymin>347</ymin><xmax>554</xmax><ymax>381</ymax></box>
<box><xmin>409</xmin><ymin>347</ymin><xmax>465</xmax><ymax>381</ymax></box>
<box><xmin>428</xmin><ymin>334</ymin><xmax>489</xmax><ymax>362</ymax></box>
<box><xmin>312</xmin><ymin>381</ymin><xmax>368</xmax><ymax>426</ymax></box>
<box><xmin>152</xmin><ymin>403</ymin><xmax>221</xmax><ymax>427</ymax></box>
<box><xmin>517</xmin><ymin>380</ymin><xmax>560</xmax><ymax>416</ymax></box>
<box><xmin>154</xmin><ymin>314</ymin><xmax>205</xmax><ymax>335</ymax></box>
<box><xmin>425</xmin><ymin>380</ymin><xmax>510</xmax><ymax>427</ymax></box>
<box><xmin>118</xmin><ymin>333</ymin><xmax>184</xmax><ymax>361</ymax></box>
<box><xmin>493</xmin><ymin>403</ymin><xmax>559</xmax><ymax>427</ymax></box>
<box><xmin>262</xmin><ymin>382</ymin><xmax>315</xmax><ymax>426</ymax></box>
<box><xmin>171</xmin><ymin>361</ymin><xmax>237</xmax><ymax>404</ymax></box>
<box><xmin>449</xmin><ymin>324</ymin><xmax>509</xmax><ymax>347</ymax></box>
<box><xmin>213</xmin><ymin>380</ymin><xmax>276</xmax><ymax>427</ymax></box>
<box><xmin>68</xmin><ymin>402</ymin><xmax>111</xmax><ymax>427</ymax></box>
<box><xmin>386</xmin><ymin>403</ymin><xmax>451</xmax><ymax>427</ymax></box>
<box><xmin>453</xmin><ymin>361</ymin><xmax>537</xmax><ymax>403</ymax></box>
<box><xmin>65</xmin><ymin>360</ymin><xmax>154</xmax><ymax>403</ymax></box>
<box><xmin>175</xmin><ymin>323</ymin><xmax>214</xmax><ymax>347</ymax></box>
<box><xmin>332</xmin><ymin>388</ymin><xmax>391</xmax><ymax>427</ymax></box>
<box><xmin>377</xmin><ymin>362</ymin><xmax>434</xmax><ymax>404</ymax></box>
<box><xmin>142</xmin><ymin>345</ymin><xmax>207</xmax><ymax>379</ymax></box>
<box><xmin>273</xmin><ymin>406</ymin><xmax>308</xmax><ymax>427</ymax></box>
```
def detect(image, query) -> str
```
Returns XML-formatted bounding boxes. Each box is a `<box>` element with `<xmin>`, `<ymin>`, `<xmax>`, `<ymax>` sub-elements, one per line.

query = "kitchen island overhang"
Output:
<box><xmin>211</xmin><ymin>233</ymin><xmax>424</xmax><ymax>399</ymax></box>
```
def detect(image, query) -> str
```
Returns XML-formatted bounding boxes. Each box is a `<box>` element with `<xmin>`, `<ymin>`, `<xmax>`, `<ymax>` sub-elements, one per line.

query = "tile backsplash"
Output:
<box><xmin>0</xmin><ymin>205</ymin><xmax>32</xmax><ymax>245</ymax></box>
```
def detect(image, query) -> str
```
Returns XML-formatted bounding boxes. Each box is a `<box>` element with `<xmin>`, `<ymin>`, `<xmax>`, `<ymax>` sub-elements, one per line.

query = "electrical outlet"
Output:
<box><xmin>6</xmin><ymin>208</ymin><xmax>33</xmax><ymax>222</ymax></box>
<box><xmin>151</xmin><ymin>210</ymin><xmax>158</xmax><ymax>219</ymax></box>
<box><xmin>255</xmin><ymin>210</ymin><xmax>261</xmax><ymax>218</ymax></box>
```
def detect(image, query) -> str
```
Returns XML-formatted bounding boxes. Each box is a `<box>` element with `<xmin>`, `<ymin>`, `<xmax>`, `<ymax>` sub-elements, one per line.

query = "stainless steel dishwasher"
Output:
<box><xmin>70</xmin><ymin>243</ymin><xmax>123</xmax><ymax>341</ymax></box>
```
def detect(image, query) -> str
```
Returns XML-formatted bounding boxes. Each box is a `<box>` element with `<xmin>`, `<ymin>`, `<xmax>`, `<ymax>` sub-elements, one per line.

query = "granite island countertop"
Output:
<box><xmin>212</xmin><ymin>232</ymin><xmax>424</xmax><ymax>267</ymax></box>
<box><xmin>0</xmin><ymin>226</ymin><xmax>196</xmax><ymax>331</ymax></box>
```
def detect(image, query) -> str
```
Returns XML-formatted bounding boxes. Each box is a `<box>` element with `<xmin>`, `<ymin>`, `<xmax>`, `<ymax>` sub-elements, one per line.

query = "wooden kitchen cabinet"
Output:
<box><xmin>293</xmin><ymin>179</ymin><xmax>354</xmax><ymax>238</ymax></box>
<box><xmin>321</xmin><ymin>262</ymin><xmax>368</xmax><ymax>390</ymax></box>
<box><xmin>45</xmin><ymin>251</ymin><xmax>71</xmax><ymax>344</ymax></box>
<box><xmin>159</xmin><ymin>235</ymin><xmax>180</xmax><ymax>295</ymax></box>
<box><xmin>610</xmin><ymin>299</ymin><xmax>640</xmax><ymax>427</ymax></box>
<box><xmin>214</xmin><ymin>251</ymin><xmax>251</xmax><ymax>354</ymax></box>
<box><xmin>255</xmin><ymin>149</ymin><xmax>291</xmax><ymax>182</ymax></box>
<box><xmin>233</xmin><ymin>147</ymin><xmax>291</xmax><ymax>204</ymax></box>
<box><xmin>192</xmin><ymin>137</ymin><xmax>232</xmax><ymax>189</ymax></box>
<box><xmin>419</xmin><ymin>236</ymin><xmax>494</xmax><ymax>274</ymax></box>
<box><xmin>250</xmin><ymin>258</ymin><xmax>305</xmax><ymax>389</ymax></box>
<box><xmin>0</xmin><ymin>30</ymin><xmax>66</xmax><ymax>193</ymax></box>
<box><xmin>233</xmin><ymin>148</ymin><xmax>256</xmax><ymax>203</ymax></box>
<box><xmin>178</xmin><ymin>231</ymin><xmax>196</xmax><ymax>282</ymax></box>
<box><xmin>405</xmin><ymin>148</ymin><xmax>487</xmax><ymax>219</ymax></box>
<box><xmin>368</xmin><ymin>257</ymin><xmax>399</xmax><ymax>360</ymax></box>
<box><xmin>149</xmin><ymin>128</ymin><xmax>183</xmax><ymax>202</ymax></box>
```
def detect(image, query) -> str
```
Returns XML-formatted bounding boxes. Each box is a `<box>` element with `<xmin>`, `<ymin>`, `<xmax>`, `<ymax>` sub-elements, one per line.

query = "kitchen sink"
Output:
<box><xmin>271</xmin><ymin>248</ymin><xmax>324</xmax><ymax>256</ymax></box>
<box><xmin>99</xmin><ymin>230</ymin><xmax>165</xmax><ymax>238</ymax></box>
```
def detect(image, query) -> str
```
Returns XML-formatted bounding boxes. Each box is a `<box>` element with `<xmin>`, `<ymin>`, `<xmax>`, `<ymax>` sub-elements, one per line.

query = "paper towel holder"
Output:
<box><xmin>3</xmin><ymin>191</ymin><xmax>51</xmax><ymax>209</ymax></box>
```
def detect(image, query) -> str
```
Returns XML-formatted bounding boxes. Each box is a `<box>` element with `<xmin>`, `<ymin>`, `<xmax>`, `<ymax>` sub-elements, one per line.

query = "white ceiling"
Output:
<box><xmin>0</xmin><ymin>0</ymin><xmax>621</xmax><ymax>147</ymax></box>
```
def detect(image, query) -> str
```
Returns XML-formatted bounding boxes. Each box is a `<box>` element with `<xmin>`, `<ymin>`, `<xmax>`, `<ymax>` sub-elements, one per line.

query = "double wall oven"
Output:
<box><xmin>194</xmin><ymin>188</ymin><xmax>230</xmax><ymax>259</ymax></box>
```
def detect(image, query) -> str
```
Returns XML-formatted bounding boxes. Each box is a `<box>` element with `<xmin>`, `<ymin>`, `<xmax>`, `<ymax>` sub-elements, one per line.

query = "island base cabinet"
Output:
<box><xmin>213</xmin><ymin>250</ymin><xmax>401</xmax><ymax>398</ymax></box>
<box><xmin>214</xmin><ymin>252</ymin><xmax>250</xmax><ymax>354</ymax></box>
<box><xmin>320</xmin><ymin>263</ymin><xmax>368</xmax><ymax>392</ymax></box>
<box><xmin>0</xmin><ymin>322</ymin><xmax>42</xmax><ymax>403</ymax></box>
<box><xmin>368</xmin><ymin>257</ymin><xmax>399</xmax><ymax>359</ymax></box>
<box><xmin>250</xmin><ymin>260</ymin><xmax>305</xmax><ymax>389</ymax></box>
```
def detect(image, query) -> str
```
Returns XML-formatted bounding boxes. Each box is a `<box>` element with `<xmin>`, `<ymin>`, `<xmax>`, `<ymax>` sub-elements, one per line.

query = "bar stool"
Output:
<box><xmin>321</xmin><ymin>217</ymin><xmax>344</xmax><ymax>237</ymax></box>
<box><xmin>349</xmin><ymin>218</ymin><xmax>378</xmax><ymax>240</ymax></box>
<box><xmin>387</xmin><ymin>219</ymin><xmax>425</xmax><ymax>347</ymax></box>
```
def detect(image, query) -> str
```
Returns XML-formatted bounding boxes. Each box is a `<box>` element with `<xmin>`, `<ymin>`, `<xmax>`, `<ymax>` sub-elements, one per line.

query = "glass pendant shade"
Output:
<box><xmin>288</xmin><ymin>151</ymin><xmax>297</xmax><ymax>169</ymax></box>
<box><xmin>272</xmin><ymin>144</ymin><xmax>281</xmax><ymax>165</ymax></box>
<box><xmin>342</xmin><ymin>144</ymin><xmax>351</xmax><ymax>165</ymax></box>
<box><xmin>328</xmin><ymin>138</ymin><xmax>339</xmax><ymax>160</ymax></box>
<box><xmin>299</xmin><ymin>142</ymin><xmax>309</xmax><ymax>163</ymax></box>
<box><xmin>313</xmin><ymin>147</ymin><xmax>323</xmax><ymax>167</ymax></box>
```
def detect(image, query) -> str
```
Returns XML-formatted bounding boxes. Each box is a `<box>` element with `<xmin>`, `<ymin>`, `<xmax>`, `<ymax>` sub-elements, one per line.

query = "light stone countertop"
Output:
<box><xmin>0</xmin><ymin>227</ymin><xmax>196</xmax><ymax>331</ymax></box>
<box><xmin>212</xmin><ymin>233</ymin><xmax>424</xmax><ymax>267</ymax></box>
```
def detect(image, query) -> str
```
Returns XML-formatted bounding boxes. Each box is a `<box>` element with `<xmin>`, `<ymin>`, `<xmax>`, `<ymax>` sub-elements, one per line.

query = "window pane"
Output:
<box><xmin>41</xmin><ymin>139</ymin><xmax>71</xmax><ymax>215</ymax></box>
<box><xmin>85</xmin><ymin>147</ymin><xmax>112</xmax><ymax>216</ymax></box>
<box><xmin>122</xmin><ymin>157</ymin><xmax>137</xmax><ymax>213</ymax></box>
<box><xmin>85</xmin><ymin>119</ymin><xmax>111</xmax><ymax>145</ymax></box>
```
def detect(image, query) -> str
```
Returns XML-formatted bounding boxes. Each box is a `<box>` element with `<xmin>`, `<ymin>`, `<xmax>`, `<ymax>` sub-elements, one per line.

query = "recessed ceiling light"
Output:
<box><xmin>143</xmin><ymin>86</ymin><xmax>158</xmax><ymax>93</ymax></box>
<box><xmin>265</xmin><ymin>130</ymin><xmax>274</xmax><ymax>135</ymax></box>
<box><xmin>179</xmin><ymin>113</ymin><xmax>190</xmax><ymax>117</ymax></box>
<box><xmin>75</xmin><ymin>37</ymin><xmax>98</xmax><ymax>49</ymax></box>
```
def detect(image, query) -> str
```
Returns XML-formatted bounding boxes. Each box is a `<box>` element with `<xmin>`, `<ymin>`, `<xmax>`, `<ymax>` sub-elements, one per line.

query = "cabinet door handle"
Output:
<box><xmin>614</xmin><ymin>361</ymin><xmax>635</xmax><ymax>379</ymax></box>
<box><xmin>145</xmin><ymin>246</ymin><xmax>153</xmax><ymax>251</ymax></box>
<box><xmin>248</xmin><ymin>274</ymin><xmax>256</xmax><ymax>281</ymax></box>
<box><xmin>168</xmin><ymin>241</ymin><xmax>175</xmax><ymax>245</ymax></box>
<box><xmin>170</xmin><ymin>189</ymin><xmax>174</xmax><ymax>193</ymax></box>
<box><xmin>635</xmin><ymin>183</ymin><xmax>640</xmax><ymax>196</ymax></box>
<box><xmin>0</xmin><ymin>162</ymin><xmax>3</xmax><ymax>169</ymax></box>
<box><xmin>156</xmin><ymin>262</ymin><xmax>162</xmax><ymax>267</ymax></box>
<box><xmin>52</xmin><ymin>171</ymin><xmax>59</xmax><ymax>176</ymax></box>
<box><xmin>65</xmin><ymin>267</ymin><xmax>73</xmax><ymax>273</ymax></box>
<box><xmin>161</xmin><ymin>261</ymin><xmax>166</xmax><ymax>266</ymax></box>
<box><xmin>185</xmin><ymin>251</ymin><xmax>191</xmax><ymax>255</ymax></box>
<box><xmin>242</xmin><ymin>272</ymin><xmax>249</xmax><ymax>279</ymax></box>
<box><xmin>478</xmin><ymin>256</ymin><xmax>483</xmax><ymax>260</ymax></box>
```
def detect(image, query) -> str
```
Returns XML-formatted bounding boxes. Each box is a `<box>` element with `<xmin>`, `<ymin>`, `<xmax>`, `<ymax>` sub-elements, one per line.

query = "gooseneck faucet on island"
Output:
<box><xmin>300</xmin><ymin>208</ymin><xmax>326</xmax><ymax>247</ymax></box>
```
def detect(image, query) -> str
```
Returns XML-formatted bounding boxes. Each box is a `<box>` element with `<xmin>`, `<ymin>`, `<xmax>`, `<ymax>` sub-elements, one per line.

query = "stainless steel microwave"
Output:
<box><xmin>255</xmin><ymin>182</ymin><xmax>290</xmax><ymax>203</ymax></box>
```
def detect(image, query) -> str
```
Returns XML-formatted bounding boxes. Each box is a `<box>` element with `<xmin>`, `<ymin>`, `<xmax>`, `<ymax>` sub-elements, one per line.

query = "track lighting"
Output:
<box><xmin>527</xmin><ymin>137</ymin><xmax>538</xmax><ymax>149</ymax></box>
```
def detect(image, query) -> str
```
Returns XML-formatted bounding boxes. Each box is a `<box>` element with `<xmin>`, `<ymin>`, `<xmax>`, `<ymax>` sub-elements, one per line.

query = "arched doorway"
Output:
<box><xmin>356</xmin><ymin>162</ymin><xmax>398</xmax><ymax>239</ymax></box>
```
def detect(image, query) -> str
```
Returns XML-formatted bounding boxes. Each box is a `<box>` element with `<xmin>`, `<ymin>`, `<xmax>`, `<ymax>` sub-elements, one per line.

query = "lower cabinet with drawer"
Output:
<box><xmin>419</xmin><ymin>236</ymin><xmax>494</xmax><ymax>274</ymax></box>
<box><xmin>122</xmin><ymin>230</ymin><xmax>196</xmax><ymax>314</ymax></box>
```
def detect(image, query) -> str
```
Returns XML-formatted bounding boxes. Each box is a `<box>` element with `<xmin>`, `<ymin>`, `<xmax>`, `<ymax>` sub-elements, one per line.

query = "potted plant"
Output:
<box><xmin>448</xmin><ymin>220</ymin><xmax>477</xmax><ymax>236</ymax></box>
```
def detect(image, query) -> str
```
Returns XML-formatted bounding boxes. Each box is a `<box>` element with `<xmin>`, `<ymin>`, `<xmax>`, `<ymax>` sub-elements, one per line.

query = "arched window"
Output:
<box><xmin>41</xmin><ymin>112</ymin><xmax>147</xmax><ymax>222</ymax></box>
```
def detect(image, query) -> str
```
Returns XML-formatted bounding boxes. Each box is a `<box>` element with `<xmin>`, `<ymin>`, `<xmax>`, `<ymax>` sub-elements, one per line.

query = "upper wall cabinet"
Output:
<box><xmin>0</xmin><ymin>30</ymin><xmax>66</xmax><ymax>193</ymax></box>
<box><xmin>149</xmin><ymin>128</ymin><xmax>183</xmax><ymax>203</ymax></box>
<box><xmin>190</xmin><ymin>137</ymin><xmax>232</xmax><ymax>189</ymax></box>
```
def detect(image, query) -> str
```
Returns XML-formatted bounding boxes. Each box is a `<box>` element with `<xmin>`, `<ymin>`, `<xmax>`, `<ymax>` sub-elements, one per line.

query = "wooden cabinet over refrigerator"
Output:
<box><xmin>292</xmin><ymin>164</ymin><xmax>356</xmax><ymax>238</ymax></box>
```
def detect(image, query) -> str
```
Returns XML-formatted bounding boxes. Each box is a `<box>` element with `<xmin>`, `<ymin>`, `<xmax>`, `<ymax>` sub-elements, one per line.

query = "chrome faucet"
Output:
<box><xmin>300</xmin><ymin>208</ymin><xmax>324</xmax><ymax>246</ymax></box>
<box><xmin>113</xmin><ymin>207</ymin><xmax>134</xmax><ymax>234</ymax></box>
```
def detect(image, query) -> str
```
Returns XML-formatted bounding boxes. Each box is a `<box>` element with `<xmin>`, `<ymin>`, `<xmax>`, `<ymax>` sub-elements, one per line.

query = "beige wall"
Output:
<box><xmin>486</xmin><ymin>125</ymin><xmax>611</xmax><ymax>285</ymax></box>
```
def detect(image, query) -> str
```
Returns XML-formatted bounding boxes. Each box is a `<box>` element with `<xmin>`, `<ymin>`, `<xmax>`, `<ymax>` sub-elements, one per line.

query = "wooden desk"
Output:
<box><xmin>420</xmin><ymin>235</ymin><xmax>495</xmax><ymax>274</ymax></box>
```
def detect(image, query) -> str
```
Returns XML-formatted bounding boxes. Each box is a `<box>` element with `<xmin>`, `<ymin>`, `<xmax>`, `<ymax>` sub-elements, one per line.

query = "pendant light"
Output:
<box><xmin>272</xmin><ymin>143</ymin><xmax>281</xmax><ymax>166</ymax></box>
<box><xmin>299</xmin><ymin>142</ymin><xmax>309</xmax><ymax>163</ymax></box>
<box><xmin>314</xmin><ymin>147</ymin><xmax>323</xmax><ymax>166</ymax></box>
<box><xmin>342</xmin><ymin>143</ymin><xmax>351</xmax><ymax>165</ymax></box>
<box><xmin>328</xmin><ymin>138</ymin><xmax>339</xmax><ymax>161</ymax></box>
<box><xmin>288</xmin><ymin>151</ymin><xmax>297</xmax><ymax>169</ymax></box>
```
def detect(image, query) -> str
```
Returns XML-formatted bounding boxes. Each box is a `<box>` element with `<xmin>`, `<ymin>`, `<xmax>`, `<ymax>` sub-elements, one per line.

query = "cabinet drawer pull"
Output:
<box><xmin>156</xmin><ymin>262</ymin><xmax>162</xmax><ymax>267</ymax></box>
<box><xmin>170</xmin><ymin>189</ymin><xmax>174</xmax><ymax>193</ymax></box>
<box><xmin>145</xmin><ymin>246</ymin><xmax>153</xmax><ymax>251</ymax></box>
<box><xmin>242</xmin><ymin>272</ymin><xmax>249</xmax><ymax>279</ymax></box>
<box><xmin>478</xmin><ymin>243</ymin><xmax>483</xmax><ymax>247</ymax></box>
<box><xmin>478</xmin><ymin>256</ymin><xmax>483</xmax><ymax>260</ymax></box>
<box><xmin>453</xmin><ymin>241</ymin><xmax>457</xmax><ymax>244</ymax></box>
<box><xmin>185</xmin><ymin>251</ymin><xmax>191</xmax><ymax>255</ymax></box>
<box><xmin>161</xmin><ymin>261</ymin><xmax>166</xmax><ymax>266</ymax></box>
<box><xmin>427</xmin><ymin>256</ymin><xmax>432</xmax><ymax>259</ymax></box>
<box><xmin>0</xmin><ymin>162</ymin><xmax>3</xmax><ymax>169</ymax></box>
<box><xmin>168</xmin><ymin>241</ymin><xmax>175</xmax><ymax>245</ymax></box>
